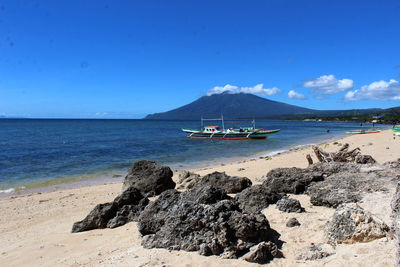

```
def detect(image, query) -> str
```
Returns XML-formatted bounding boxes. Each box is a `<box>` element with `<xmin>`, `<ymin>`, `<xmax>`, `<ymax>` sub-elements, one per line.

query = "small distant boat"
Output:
<box><xmin>182</xmin><ymin>116</ymin><xmax>280</xmax><ymax>140</ymax></box>
<box><xmin>345</xmin><ymin>129</ymin><xmax>381</xmax><ymax>134</ymax></box>
<box><xmin>392</xmin><ymin>127</ymin><xmax>400</xmax><ymax>135</ymax></box>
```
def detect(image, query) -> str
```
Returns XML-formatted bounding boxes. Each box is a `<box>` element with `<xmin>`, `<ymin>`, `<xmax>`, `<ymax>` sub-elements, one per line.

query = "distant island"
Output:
<box><xmin>145</xmin><ymin>92</ymin><xmax>399</xmax><ymax>123</ymax></box>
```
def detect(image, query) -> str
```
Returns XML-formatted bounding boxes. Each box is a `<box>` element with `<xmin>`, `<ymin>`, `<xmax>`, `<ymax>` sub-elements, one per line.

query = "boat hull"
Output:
<box><xmin>345</xmin><ymin>130</ymin><xmax>381</xmax><ymax>134</ymax></box>
<box><xmin>182</xmin><ymin>129</ymin><xmax>280</xmax><ymax>140</ymax></box>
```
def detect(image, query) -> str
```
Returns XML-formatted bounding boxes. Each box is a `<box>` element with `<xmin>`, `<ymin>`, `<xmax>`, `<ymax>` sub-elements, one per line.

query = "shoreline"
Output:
<box><xmin>0</xmin><ymin>129</ymin><xmax>387</xmax><ymax>199</ymax></box>
<box><xmin>0</xmin><ymin>131</ymin><xmax>350</xmax><ymax>199</ymax></box>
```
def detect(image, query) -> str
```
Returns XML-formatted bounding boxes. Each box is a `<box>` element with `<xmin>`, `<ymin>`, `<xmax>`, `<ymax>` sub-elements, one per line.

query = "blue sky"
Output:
<box><xmin>0</xmin><ymin>0</ymin><xmax>399</xmax><ymax>118</ymax></box>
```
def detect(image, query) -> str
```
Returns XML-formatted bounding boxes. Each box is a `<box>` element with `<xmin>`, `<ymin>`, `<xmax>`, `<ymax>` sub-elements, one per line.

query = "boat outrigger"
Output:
<box><xmin>182</xmin><ymin>116</ymin><xmax>280</xmax><ymax>140</ymax></box>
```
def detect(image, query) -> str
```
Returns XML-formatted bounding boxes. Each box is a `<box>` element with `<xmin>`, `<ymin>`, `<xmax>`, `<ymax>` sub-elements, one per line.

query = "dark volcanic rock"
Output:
<box><xmin>276</xmin><ymin>198</ymin><xmax>304</xmax><ymax>213</ymax></box>
<box><xmin>262</xmin><ymin>167</ymin><xmax>324</xmax><ymax>194</ymax></box>
<box><xmin>242</xmin><ymin>241</ymin><xmax>279</xmax><ymax>264</ymax></box>
<box><xmin>122</xmin><ymin>160</ymin><xmax>175</xmax><ymax>197</ymax></box>
<box><xmin>197</xmin><ymin>171</ymin><xmax>252</xmax><ymax>193</ymax></box>
<box><xmin>355</xmin><ymin>155</ymin><xmax>376</xmax><ymax>164</ymax></box>
<box><xmin>234</xmin><ymin>185</ymin><xmax>282</xmax><ymax>213</ymax></box>
<box><xmin>138</xmin><ymin>184</ymin><xmax>279</xmax><ymax>259</ymax></box>
<box><xmin>286</xmin><ymin>218</ymin><xmax>301</xmax><ymax>227</ymax></box>
<box><xmin>72</xmin><ymin>187</ymin><xmax>149</xmax><ymax>232</ymax></box>
<box><xmin>138</xmin><ymin>189</ymin><xmax>181</xmax><ymax>235</ymax></box>
<box><xmin>181</xmin><ymin>184</ymin><xmax>230</xmax><ymax>204</ymax></box>
<box><xmin>325</xmin><ymin>203</ymin><xmax>389</xmax><ymax>244</ymax></box>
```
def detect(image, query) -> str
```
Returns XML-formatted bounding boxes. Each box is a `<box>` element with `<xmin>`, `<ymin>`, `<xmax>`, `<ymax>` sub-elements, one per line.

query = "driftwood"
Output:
<box><xmin>306</xmin><ymin>154</ymin><xmax>313</xmax><ymax>166</ymax></box>
<box><xmin>311</xmin><ymin>143</ymin><xmax>363</xmax><ymax>163</ymax></box>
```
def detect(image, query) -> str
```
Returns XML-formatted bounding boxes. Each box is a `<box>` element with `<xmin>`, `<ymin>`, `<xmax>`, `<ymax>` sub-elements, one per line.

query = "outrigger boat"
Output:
<box><xmin>182</xmin><ymin>116</ymin><xmax>280</xmax><ymax>140</ymax></box>
<box><xmin>345</xmin><ymin>129</ymin><xmax>382</xmax><ymax>134</ymax></box>
<box><xmin>392</xmin><ymin>127</ymin><xmax>400</xmax><ymax>136</ymax></box>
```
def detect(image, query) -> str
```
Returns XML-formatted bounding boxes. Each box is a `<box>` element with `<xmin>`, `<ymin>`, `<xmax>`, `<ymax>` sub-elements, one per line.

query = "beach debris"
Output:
<box><xmin>391</xmin><ymin>183</ymin><xmax>400</xmax><ymax>265</ymax></box>
<box><xmin>176</xmin><ymin>171</ymin><xmax>201</xmax><ymax>190</ymax></box>
<box><xmin>311</xmin><ymin>143</ymin><xmax>376</xmax><ymax>164</ymax></box>
<box><xmin>238</xmin><ymin>168</ymin><xmax>245</xmax><ymax>171</ymax></box>
<box><xmin>325</xmin><ymin>203</ymin><xmax>389</xmax><ymax>244</ymax></box>
<box><xmin>138</xmin><ymin>184</ymin><xmax>281</xmax><ymax>262</ymax></box>
<box><xmin>306</xmin><ymin>154</ymin><xmax>313</xmax><ymax>166</ymax></box>
<box><xmin>296</xmin><ymin>243</ymin><xmax>335</xmax><ymax>261</ymax></box>
<box><xmin>196</xmin><ymin>171</ymin><xmax>252</xmax><ymax>193</ymax></box>
<box><xmin>234</xmin><ymin>185</ymin><xmax>282</xmax><ymax>213</ymax></box>
<box><xmin>122</xmin><ymin>160</ymin><xmax>175</xmax><ymax>197</ymax></box>
<box><xmin>286</xmin><ymin>218</ymin><xmax>301</xmax><ymax>227</ymax></box>
<box><xmin>242</xmin><ymin>241</ymin><xmax>280</xmax><ymax>264</ymax></box>
<box><xmin>71</xmin><ymin>187</ymin><xmax>149</xmax><ymax>232</ymax></box>
<box><xmin>276</xmin><ymin>197</ymin><xmax>305</xmax><ymax>213</ymax></box>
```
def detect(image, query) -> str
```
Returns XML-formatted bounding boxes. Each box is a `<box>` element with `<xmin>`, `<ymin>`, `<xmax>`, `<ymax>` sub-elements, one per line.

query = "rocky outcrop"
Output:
<box><xmin>307</xmin><ymin>167</ymin><xmax>388</xmax><ymax>208</ymax></box>
<box><xmin>286</xmin><ymin>218</ymin><xmax>301</xmax><ymax>227</ymax></box>
<box><xmin>325</xmin><ymin>203</ymin><xmax>389</xmax><ymax>244</ymax></box>
<box><xmin>391</xmin><ymin>183</ymin><xmax>400</xmax><ymax>265</ymax></box>
<box><xmin>276</xmin><ymin>197</ymin><xmax>304</xmax><ymax>213</ymax></box>
<box><xmin>296</xmin><ymin>243</ymin><xmax>335</xmax><ymax>261</ymax></box>
<box><xmin>72</xmin><ymin>187</ymin><xmax>149</xmax><ymax>232</ymax></box>
<box><xmin>176</xmin><ymin>171</ymin><xmax>201</xmax><ymax>190</ymax></box>
<box><xmin>137</xmin><ymin>189</ymin><xmax>181</xmax><ymax>235</ymax></box>
<box><xmin>122</xmin><ymin>160</ymin><xmax>175</xmax><ymax>197</ymax></box>
<box><xmin>234</xmin><ymin>185</ymin><xmax>282</xmax><ymax>213</ymax></box>
<box><xmin>138</xmin><ymin>184</ymin><xmax>280</xmax><ymax>262</ymax></box>
<box><xmin>242</xmin><ymin>241</ymin><xmax>280</xmax><ymax>264</ymax></box>
<box><xmin>262</xmin><ymin>167</ymin><xmax>325</xmax><ymax>194</ymax></box>
<box><xmin>197</xmin><ymin>172</ymin><xmax>252</xmax><ymax>193</ymax></box>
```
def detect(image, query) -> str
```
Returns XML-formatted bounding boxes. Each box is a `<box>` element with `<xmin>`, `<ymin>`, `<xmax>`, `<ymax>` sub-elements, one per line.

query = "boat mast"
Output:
<box><xmin>201</xmin><ymin>116</ymin><xmax>203</xmax><ymax>130</ymax></box>
<box><xmin>221</xmin><ymin>114</ymin><xmax>225</xmax><ymax>130</ymax></box>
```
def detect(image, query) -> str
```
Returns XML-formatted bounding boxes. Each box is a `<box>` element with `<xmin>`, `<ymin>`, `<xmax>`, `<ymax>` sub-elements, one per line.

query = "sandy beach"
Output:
<box><xmin>0</xmin><ymin>129</ymin><xmax>398</xmax><ymax>266</ymax></box>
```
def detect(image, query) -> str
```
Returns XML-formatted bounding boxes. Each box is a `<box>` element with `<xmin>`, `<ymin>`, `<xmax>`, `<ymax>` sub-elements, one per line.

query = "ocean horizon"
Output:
<box><xmin>0</xmin><ymin>119</ymin><xmax>387</xmax><ymax>194</ymax></box>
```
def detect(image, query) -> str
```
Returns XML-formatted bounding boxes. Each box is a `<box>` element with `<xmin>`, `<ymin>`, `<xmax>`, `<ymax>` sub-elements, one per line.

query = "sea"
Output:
<box><xmin>0</xmin><ymin>119</ymin><xmax>388</xmax><ymax>194</ymax></box>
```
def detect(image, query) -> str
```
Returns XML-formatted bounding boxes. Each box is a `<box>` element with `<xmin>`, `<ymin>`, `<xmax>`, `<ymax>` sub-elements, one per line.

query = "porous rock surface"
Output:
<box><xmin>122</xmin><ymin>160</ymin><xmax>175</xmax><ymax>197</ymax></box>
<box><xmin>197</xmin><ymin>171</ymin><xmax>252</xmax><ymax>193</ymax></box>
<box><xmin>307</xmin><ymin>166</ymin><xmax>389</xmax><ymax>208</ymax></box>
<box><xmin>234</xmin><ymin>185</ymin><xmax>282</xmax><ymax>213</ymax></box>
<box><xmin>72</xmin><ymin>187</ymin><xmax>149</xmax><ymax>232</ymax></box>
<box><xmin>325</xmin><ymin>203</ymin><xmax>389</xmax><ymax>244</ymax></box>
<box><xmin>296</xmin><ymin>243</ymin><xmax>335</xmax><ymax>261</ymax></box>
<box><xmin>138</xmin><ymin>184</ymin><xmax>280</xmax><ymax>261</ymax></box>
<box><xmin>276</xmin><ymin>197</ymin><xmax>304</xmax><ymax>213</ymax></box>
<box><xmin>176</xmin><ymin>171</ymin><xmax>201</xmax><ymax>190</ymax></box>
<box><xmin>262</xmin><ymin>166</ymin><xmax>325</xmax><ymax>194</ymax></box>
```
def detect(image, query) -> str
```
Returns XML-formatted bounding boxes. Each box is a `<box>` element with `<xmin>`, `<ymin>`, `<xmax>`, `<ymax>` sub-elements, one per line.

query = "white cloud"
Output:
<box><xmin>94</xmin><ymin>112</ymin><xmax>108</xmax><ymax>116</ymax></box>
<box><xmin>302</xmin><ymin>75</ymin><xmax>354</xmax><ymax>95</ymax></box>
<box><xmin>288</xmin><ymin>90</ymin><xmax>306</xmax><ymax>99</ymax></box>
<box><xmin>344</xmin><ymin>79</ymin><xmax>400</xmax><ymax>101</ymax></box>
<box><xmin>207</xmin><ymin>84</ymin><xmax>281</xmax><ymax>96</ymax></box>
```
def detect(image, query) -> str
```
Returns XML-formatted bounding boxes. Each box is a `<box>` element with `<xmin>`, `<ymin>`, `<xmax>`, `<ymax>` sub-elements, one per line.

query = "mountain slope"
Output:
<box><xmin>145</xmin><ymin>93</ymin><xmax>316</xmax><ymax>120</ymax></box>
